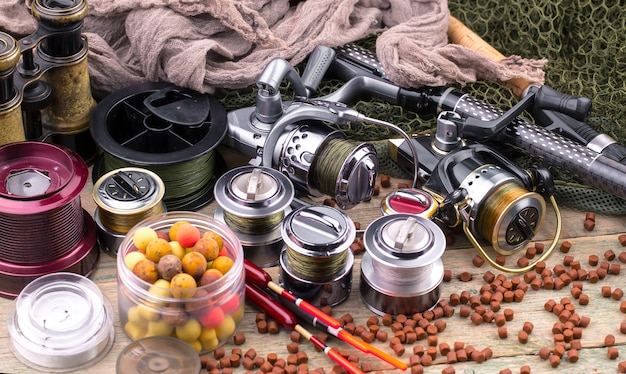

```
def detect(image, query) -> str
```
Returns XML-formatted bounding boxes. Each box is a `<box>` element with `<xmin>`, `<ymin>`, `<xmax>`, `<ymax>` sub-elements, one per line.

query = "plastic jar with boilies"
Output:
<box><xmin>116</xmin><ymin>211</ymin><xmax>245</xmax><ymax>353</ymax></box>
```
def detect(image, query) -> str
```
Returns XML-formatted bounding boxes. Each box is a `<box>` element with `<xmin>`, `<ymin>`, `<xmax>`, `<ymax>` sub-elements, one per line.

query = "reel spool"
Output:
<box><xmin>360</xmin><ymin>214</ymin><xmax>446</xmax><ymax>316</ymax></box>
<box><xmin>279</xmin><ymin>205</ymin><xmax>356</xmax><ymax>307</ymax></box>
<box><xmin>90</xmin><ymin>82</ymin><xmax>228</xmax><ymax>211</ymax></box>
<box><xmin>214</xmin><ymin>166</ymin><xmax>294</xmax><ymax>267</ymax></box>
<box><xmin>0</xmin><ymin>141</ymin><xmax>98</xmax><ymax>298</ymax></box>
<box><xmin>92</xmin><ymin>167</ymin><xmax>166</xmax><ymax>256</ymax></box>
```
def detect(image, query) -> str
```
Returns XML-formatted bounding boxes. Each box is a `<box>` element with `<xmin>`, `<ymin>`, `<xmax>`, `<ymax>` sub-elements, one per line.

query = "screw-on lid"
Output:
<box><xmin>7</xmin><ymin>272</ymin><xmax>114</xmax><ymax>372</ymax></box>
<box><xmin>364</xmin><ymin>214</ymin><xmax>445</xmax><ymax>267</ymax></box>
<box><xmin>281</xmin><ymin>205</ymin><xmax>355</xmax><ymax>257</ymax></box>
<box><xmin>214</xmin><ymin>166</ymin><xmax>294</xmax><ymax>218</ymax></box>
<box><xmin>92</xmin><ymin>167</ymin><xmax>165</xmax><ymax>215</ymax></box>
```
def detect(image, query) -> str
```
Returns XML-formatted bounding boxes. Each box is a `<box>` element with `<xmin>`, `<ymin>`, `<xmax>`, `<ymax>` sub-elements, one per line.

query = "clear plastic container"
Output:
<box><xmin>116</xmin><ymin>211</ymin><xmax>245</xmax><ymax>353</ymax></box>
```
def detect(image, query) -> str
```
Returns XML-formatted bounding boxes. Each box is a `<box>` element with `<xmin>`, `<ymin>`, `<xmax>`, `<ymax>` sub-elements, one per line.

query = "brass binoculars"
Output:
<box><xmin>0</xmin><ymin>0</ymin><xmax>97</xmax><ymax>163</ymax></box>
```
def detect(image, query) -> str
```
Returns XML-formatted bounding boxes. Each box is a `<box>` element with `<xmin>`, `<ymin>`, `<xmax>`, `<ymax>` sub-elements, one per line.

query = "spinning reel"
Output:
<box><xmin>225</xmin><ymin>48</ymin><xmax>419</xmax><ymax>209</ymax></box>
<box><xmin>391</xmin><ymin>111</ymin><xmax>561</xmax><ymax>273</ymax></box>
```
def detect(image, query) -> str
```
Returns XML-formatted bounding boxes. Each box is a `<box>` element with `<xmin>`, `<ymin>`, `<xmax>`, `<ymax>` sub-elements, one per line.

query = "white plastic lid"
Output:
<box><xmin>7</xmin><ymin>272</ymin><xmax>114</xmax><ymax>372</ymax></box>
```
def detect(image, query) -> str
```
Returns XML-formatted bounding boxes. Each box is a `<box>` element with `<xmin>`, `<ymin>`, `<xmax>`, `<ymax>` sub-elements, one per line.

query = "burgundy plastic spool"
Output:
<box><xmin>0</xmin><ymin>141</ymin><xmax>98</xmax><ymax>298</ymax></box>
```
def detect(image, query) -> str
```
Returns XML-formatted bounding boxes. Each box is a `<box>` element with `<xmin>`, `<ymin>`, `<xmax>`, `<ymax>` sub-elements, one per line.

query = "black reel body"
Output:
<box><xmin>424</xmin><ymin>144</ymin><xmax>547</xmax><ymax>255</ymax></box>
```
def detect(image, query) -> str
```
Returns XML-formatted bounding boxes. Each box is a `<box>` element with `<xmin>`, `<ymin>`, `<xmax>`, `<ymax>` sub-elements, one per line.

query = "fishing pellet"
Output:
<box><xmin>455</xmin><ymin>349</ymin><xmax>468</xmax><ymax>362</ymax></box>
<box><xmin>525</xmin><ymin>246</ymin><xmax>537</xmax><ymax>259</ymax></box>
<box><xmin>618</xmin><ymin>252</ymin><xmax>626</xmax><ymax>263</ymax></box>
<box><xmin>214</xmin><ymin>347</ymin><xmax>226</xmax><ymax>359</ymax></box>
<box><xmin>535</xmin><ymin>241</ymin><xmax>545</xmax><ymax>254</ymax></box>
<box><xmin>517</xmin><ymin>257</ymin><xmax>530</xmax><ymax>268</ymax></box>
<box><xmin>495</xmin><ymin>255</ymin><xmax>506</xmax><ymax>266</ymax></box>
<box><xmin>602</xmin><ymin>286</ymin><xmax>612</xmax><ymax>298</ymax></box>
<box><xmin>609</xmin><ymin>347</ymin><xmax>620</xmax><ymax>359</ymax></box>
<box><xmin>518</xmin><ymin>330</ymin><xmax>529</xmax><ymax>344</ymax></box>
<box><xmin>584</xmin><ymin>219</ymin><xmax>595</xmax><ymax>231</ymax></box>
<box><xmin>233</xmin><ymin>332</ymin><xmax>246</xmax><ymax>345</ymax></box>
<box><xmin>499</xmin><ymin>369</ymin><xmax>512</xmax><ymax>374</ymax></box>
<box><xmin>443</xmin><ymin>269</ymin><xmax>452</xmax><ymax>282</ymax></box>
<box><xmin>549</xmin><ymin>354</ymin><xmax>561</xmax><ymax>368</ymax></box>
<box><xmin>380</xmin><ymin>174</ymin><xmax>391</xmax><ymax>188</ymax></box>
<box><xmin>442</xmin><ymin>366</ymin><xmax>456</xmax><ymax>374</ymax></box>
<box><xmin>560</xmin><ymin>241</ymin><xmax>572</xmax><ymax>253</ymax></box>
<box><xmin>459</xmin><ymin>271</ymin><xmax>472</xmax><ymax>282</ymax></box>
<box><xmin>361</xmin><ymin>362</ymin><xmax>373</xmax><ymax>372</ymax></box>
<box><xmin>613</xmin><ymin>288</ymin><xmax>624</xmax><ymax>300</ymax></box>
<box><xmin>472</xmin><ymin>255</ymin><xmax>485</xmax><ymax>267</ymax></box>
<box><xmin>520</xmin><ymin>365</ymin><xmax>531</xmax><ymax>374</ymax></box>
<box><xmin>619</xmin><ymin>234</ymin><xmax>626</xmax><ymax>246</ymax></box>
<box><xmin>503</xmin><ymin>308</ymin><xmax>514</xmax><ymax>321</ymax></box>
<box><xmin>605</xmin><ymin>249</ymin><xmax>617</xmax><ymax>261</ymax></box>
<box><xmin>621</xmin><ymin>322</ymin><xmax>626</xmax><ymax>334</ymax></box>
<box><xmin>610</xmin><ymin>264</ymin><xmax>621</xmax><ymax>275</ymax></box>
<box><xmin>483</xmin><ymin>270</ymin><xmax>496</xmax><ymax>283</ymax></box>
<box><xmin>420</xmin><ymin>347</ymin><xmax>434</xmax><ymax>362</ymax></box>
<box><xmin>497</xmin><ymin>327</ymin><xmax>508</xmax><ymax>339</ymax></box>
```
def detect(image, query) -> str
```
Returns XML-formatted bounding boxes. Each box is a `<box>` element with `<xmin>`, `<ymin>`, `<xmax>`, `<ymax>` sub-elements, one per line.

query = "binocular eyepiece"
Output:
<box><xmin>0</xmin><ymin>0</ymin><xmax>97</xmax><ymax>164</ymax></box>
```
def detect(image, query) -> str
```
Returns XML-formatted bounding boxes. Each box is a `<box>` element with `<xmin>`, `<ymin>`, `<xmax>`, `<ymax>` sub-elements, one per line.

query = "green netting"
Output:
<box><xmin>218</xmin><ymin>1</ymin><xmax>626</xmax><ymax>214</ymax></box>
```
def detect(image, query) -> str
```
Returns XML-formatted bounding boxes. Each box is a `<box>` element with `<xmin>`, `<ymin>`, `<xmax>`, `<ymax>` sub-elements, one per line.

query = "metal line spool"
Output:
<box><xmin>90</xmin><ymin>82</ymin><xmax>228</xmax><ymax>211</ymax></box>
<box><xmin>381</xmin><ymin>188</ymin><xmax>438</xmax><ymax>219</ymax></box>
<box><xmin>213</xmin><ymin>166</ymin><xmax>294</xmax><ymax>267</ymax></box>
<box><xmin>92</xmin><ymin>167</ymin><xmax>166</xmax><ymax>256</ymax></box>
<box><xmin>360</xmin><ymin>213</ymin><xmax>446</xmax><ymax>316</ymax></box>
<box><xmin>279</xmin><ymin>205</ymin><xmax>355</xmax><ymax>307</ymax></box>
<box><xmin>0</xmin><ymin>141</ymin><xmax>98</xmax><ymax>298</ymax></box>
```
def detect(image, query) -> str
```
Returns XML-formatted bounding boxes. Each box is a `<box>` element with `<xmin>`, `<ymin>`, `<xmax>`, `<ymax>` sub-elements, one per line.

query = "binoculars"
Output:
<box><xmin>0</xmin><ymin>0</ymin><xmax>97</xmax><ymax>163</ymax></box>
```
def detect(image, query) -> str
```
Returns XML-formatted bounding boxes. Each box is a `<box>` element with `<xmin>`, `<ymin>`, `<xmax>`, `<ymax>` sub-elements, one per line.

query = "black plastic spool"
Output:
<box><xmin>90</xmin><ymin>82</ymin><xmax>228</xmax><ymax>211</ymax></box>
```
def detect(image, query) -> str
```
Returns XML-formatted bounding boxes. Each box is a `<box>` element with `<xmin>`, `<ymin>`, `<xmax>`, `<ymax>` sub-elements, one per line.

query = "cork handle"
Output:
<box><xmin>447</xmin><ymin>15</ymin><xmax>531</xmax><ymax>98</ymax></box>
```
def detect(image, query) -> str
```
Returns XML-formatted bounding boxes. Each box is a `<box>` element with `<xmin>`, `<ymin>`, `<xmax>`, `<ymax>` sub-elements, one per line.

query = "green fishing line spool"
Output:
<box><xmin>214</xmin><ymin>166</ymin><xmax>294</xmax><ymax>267</ymax></box>
<box><xmin>279</xmin><ymin>204</ymin><xmax>356</xmax><ymax>307</ymax></box>
<box><xmin>90</xmin><ymin>82</ymin><xmax>227</xmax><ymax>211</ymax></box>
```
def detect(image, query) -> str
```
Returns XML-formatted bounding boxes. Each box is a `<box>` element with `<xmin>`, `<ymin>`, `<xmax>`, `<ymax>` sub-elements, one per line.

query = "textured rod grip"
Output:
<box><xmin>453</xmin><ymin>95</ymin><xmax>626</xmax><ymax>201</ymax></box>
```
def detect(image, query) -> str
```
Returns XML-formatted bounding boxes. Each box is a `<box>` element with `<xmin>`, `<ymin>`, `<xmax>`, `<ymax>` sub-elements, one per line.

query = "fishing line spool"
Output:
<box><xmin>279</xmin><ymin>204</ymin><xmax>356</xmax><ymax>307</ymax></box>
<box><xmin>90</xmin><ymin>82</ymin><xmax>228</xmax><ymax>211</ymax></box>
<box><xmin>360</xmin><ymin>213</ymin><xmax>446</xmax><ymax>316</ymax></box>
<box><xmin>92</xmin><ymin>167</ymin><xmax>166</xmax><ymax>256</ymax></box>
<box><xmin>214</xmin><ymin>165</ymin><xmax>294</xmax><ymax>267</ymax></box>
<box><xmin>0</xmin><ymin>141</ymin><xmax>98</xmax><ymax>298</ymax></box>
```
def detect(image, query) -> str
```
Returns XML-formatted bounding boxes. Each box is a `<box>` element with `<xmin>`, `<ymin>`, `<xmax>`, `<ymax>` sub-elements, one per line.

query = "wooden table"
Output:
<box><xmin>0</xmin><ymin>162</ymin><xmax>625</xmax><ymax>374</ymax></box>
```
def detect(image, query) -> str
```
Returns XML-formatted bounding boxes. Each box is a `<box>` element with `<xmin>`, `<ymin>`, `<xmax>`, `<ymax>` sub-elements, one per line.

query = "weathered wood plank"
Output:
<box><xmin>0</xmin><ymin>175</ymin><xmax>625</xmax><ymax>374</ymax></box>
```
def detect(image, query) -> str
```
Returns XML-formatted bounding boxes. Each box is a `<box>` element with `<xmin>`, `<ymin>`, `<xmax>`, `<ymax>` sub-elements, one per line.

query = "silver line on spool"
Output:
<box><xmin>92</xmin><ymin>167</ymin><xmax>166</xmax><ymax>255</ymax></box>
<box><xmin>214</xmin><ymin>166</ymin><xmax>294</xmax><ymax>267</ymax></box>
<box><xmin>279</xmin><ymin>205</ymin><xmax>355</xmax><ymax>306</ymax></box>
<box><xmin>360</xmin><ymin>213</ymin><xmax>446</xmax><ymax>316</ymax></box>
